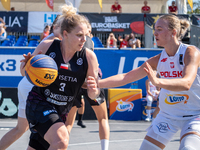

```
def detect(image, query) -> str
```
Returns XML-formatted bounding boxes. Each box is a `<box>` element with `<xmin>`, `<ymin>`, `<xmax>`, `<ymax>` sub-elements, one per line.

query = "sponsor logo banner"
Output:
<box><xmin>28</xmin><ymin>12</ymin><xmax>60</xmax><ymax>33</ymax></box>
<box><xmin>0</xmin><ymin>11</ymin><xmax>28</xmax><ymax>32</ymax></box>
<box><xmin>80</xmin><ymin>13</ymin><xmax>144</xmax><ymax>34</ymax></box>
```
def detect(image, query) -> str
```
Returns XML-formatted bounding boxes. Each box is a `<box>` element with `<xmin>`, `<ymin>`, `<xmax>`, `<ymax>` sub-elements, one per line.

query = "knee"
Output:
<box><xmin>52</xmin><ymin>137</ymin><xmax>69</xmax><ymax>149</ymax></box>
<box><xmin>59</xmin><ymin>139</ymin><xmax>69</xmax><ymax>149</ymax></box>
<box><xmin>179</xmin><ymin>134</ymin><xmax>200</xmax><ymax>150</ymax></box>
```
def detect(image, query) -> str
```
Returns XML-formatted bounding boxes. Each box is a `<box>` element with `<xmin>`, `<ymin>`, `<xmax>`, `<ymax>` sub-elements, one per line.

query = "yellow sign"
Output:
<box><xmin>187</xmin><ymin>0</ymin><xmax>193</xmax><ymax>12</ymax></box>
<box><xmin>98</xmin><ymin>0</ymin><xmax>102</xmax><ymax>12</ymax></box>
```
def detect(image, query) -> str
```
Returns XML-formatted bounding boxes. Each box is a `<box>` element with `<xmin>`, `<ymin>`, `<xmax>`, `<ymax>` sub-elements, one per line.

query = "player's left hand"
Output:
<box><xmin>144</xmin><ymin>62</ymin><xmax>159</xmax><ymax>86</ymax></box>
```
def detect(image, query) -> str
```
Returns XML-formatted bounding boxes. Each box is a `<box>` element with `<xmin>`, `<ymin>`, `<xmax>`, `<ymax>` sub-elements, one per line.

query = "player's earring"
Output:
<box><xmin>172</xmin><ymin>35</ymin><xmax>174</xmax><ymax>37</ymax></box>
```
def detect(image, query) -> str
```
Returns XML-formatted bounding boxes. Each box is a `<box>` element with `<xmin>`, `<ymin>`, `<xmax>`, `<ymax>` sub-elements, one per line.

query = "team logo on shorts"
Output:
<box><xmin>116</xmin><ymin>99</ymin><xmax>134</xmax><ymax>112</ymax></box>
<box><xmin>77</xmin><ymin>58</ymin><xmax>83</xmax><ymax>65</ymax></box>
<box><xmin>44</xmin><ymin>89</ymin><xmax>51</xmax><ymax>96</ymax></box>
<box><xmin>43</xmin><ymin>109</ymin><xmax>57</xmax><ymax>116</ymax></box>
<box><xmin>49</xmin><ymin>52</ymin><xmax>56</xmax><ymax>59</ymax></box>
<box><xmin>165</xmin><ymin>94</ymin><xmax>189</xmax><ymax>105</ymax></box>
<box><xmin>156</xmin><ymin>122</ymin><xmax>170</xmax><ymax>133</ymax></box>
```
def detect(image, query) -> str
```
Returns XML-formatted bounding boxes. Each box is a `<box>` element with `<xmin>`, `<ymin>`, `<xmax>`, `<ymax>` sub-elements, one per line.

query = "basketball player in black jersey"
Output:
<box><xmin>20</xmin><ymin>5</ymin><xmax>100</xmax><ymax>150</ymax></box>
<box><xmin>66</xmin><ymin>22</ymin><xmax>110</xmax><ymax>150</ymax></box>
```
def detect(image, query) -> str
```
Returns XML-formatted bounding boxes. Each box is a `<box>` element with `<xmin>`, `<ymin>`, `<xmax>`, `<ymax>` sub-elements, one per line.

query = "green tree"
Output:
<box><xmin>187</xmin><ymin>0</ymin><xmax>200</xmax><ymax>14</ymax></box>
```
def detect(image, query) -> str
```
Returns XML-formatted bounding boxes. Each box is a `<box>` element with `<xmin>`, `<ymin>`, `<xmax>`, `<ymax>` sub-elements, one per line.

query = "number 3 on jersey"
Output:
<box><xmin>59</xmin><ymin>83</ymin><xmax>66</xmax><ymax>92</ymax></box>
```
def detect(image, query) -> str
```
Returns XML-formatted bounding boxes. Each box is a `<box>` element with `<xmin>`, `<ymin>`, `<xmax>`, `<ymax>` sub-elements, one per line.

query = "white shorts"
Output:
<box><xmin>146</xmin><ymin>113</ymin><xmax>200</xmax><ymax>145</ymax></box>
<box><xmin>18</xmin><ymin>77</ymin><xmax>33</xmax><ymax>118</ymax></box>
<box><xmin>146</xmin><ymin>95</ymin><xmax>153</xmax><ymax>106</ymax></box>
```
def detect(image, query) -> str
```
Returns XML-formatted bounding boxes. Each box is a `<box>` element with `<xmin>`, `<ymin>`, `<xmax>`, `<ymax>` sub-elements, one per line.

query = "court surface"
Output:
<box><xmin>0</xmin><ymin>119</ymin><xmax>180</xmax><ymax>150</ymax></box>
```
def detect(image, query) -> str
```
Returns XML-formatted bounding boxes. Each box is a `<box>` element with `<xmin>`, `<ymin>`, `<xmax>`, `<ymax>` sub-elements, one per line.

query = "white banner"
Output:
<box><xmin>28</xmin><ymin>12</ymin><xmax>60</xmax><ymax>33</ymax></box>
<box><xmin>0</xmin><ymin>55</ymin><xmax>23</xmax><ymax>76</ymax></box>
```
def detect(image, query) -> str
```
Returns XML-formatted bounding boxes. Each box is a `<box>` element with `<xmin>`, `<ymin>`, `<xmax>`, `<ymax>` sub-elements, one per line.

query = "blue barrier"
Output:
<box><xmin>0</xmin><ymin>47</ymin><xmax>162</xmax><ymax>96</ymax></box>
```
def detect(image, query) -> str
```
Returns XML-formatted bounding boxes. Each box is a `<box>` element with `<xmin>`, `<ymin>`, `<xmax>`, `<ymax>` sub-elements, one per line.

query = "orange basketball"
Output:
<box><xmin>25</xmin><ymin>54</ymin><xmax>58</xmax><ymax>87</ymax></box>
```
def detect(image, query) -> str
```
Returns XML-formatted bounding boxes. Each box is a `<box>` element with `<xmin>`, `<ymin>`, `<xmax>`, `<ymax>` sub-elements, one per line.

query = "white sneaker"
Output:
<box><xmin>145</xmin><ymin>117</ymin><xmax>152</xmax><ymax>122</ymax></box>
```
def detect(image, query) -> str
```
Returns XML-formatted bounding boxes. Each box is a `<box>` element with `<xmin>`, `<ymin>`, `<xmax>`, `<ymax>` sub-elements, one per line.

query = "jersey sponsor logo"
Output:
<box><xmin>59</xmin><ymin>75</ymin><xmax>77</xmax><ymax>82</ymax></box>
<box><xmin>165</xmin><ymin>94</ymin><xmax>189</xmax><ymax>105</ymax></box>
<box><xmin>161</xmin><ymin>58</ymin><xmax>167</xmax><ymax>62</ymax></box>
<box><xmin>160</xmin><ymin>71</ymin><xmax>182</xmax><ymax>78</ymax></box>
<box><xmin>156</xmin><ymin>122</ymin><xmax>170</xmax><ymax>133</ymax></box>
<box><xmin>170</xmin><ymin>62</ymin><xmax>174</xmax><ymax>68</ymax></box>
<box><xmin>116</xmin><ymin>99</ymin><xmax>134</xmax><ymax>112</ymax></box>
<box><xmin>49</xmin><ymin>92</ymin><xmax>74</xmax><ymax>102</ymax></box>
<box><xmin>47</xmin><ymin>97</ymin><xmax>68</xmax><ymax>105</ymax></box>
<box><xmin>77</xmin><ymin>58</ymin><xmax>83</xmax><ymax>65</ymax></box>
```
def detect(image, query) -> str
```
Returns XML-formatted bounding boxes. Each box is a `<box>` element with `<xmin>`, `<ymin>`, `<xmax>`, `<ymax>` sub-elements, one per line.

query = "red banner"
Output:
<box><xmin>46</xmin><ymin>0</ymin><xmax>54</xmax><ymax>11</ymax></box>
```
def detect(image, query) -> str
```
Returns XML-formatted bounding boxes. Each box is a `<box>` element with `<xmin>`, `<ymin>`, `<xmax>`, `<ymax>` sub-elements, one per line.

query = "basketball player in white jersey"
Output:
<box><xmin>98</xmin><ymin>14</ymin><xmax>200</xmax><ymax>150</ymax></box>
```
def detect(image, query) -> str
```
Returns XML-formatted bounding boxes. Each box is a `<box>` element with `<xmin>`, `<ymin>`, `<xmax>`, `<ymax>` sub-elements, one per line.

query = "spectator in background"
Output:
<box><xmin>168</xmin><ymin>1</ymin><xmax>178</xmax><ymax>15</ymax></box>
<box><xmin>141</xmin><ymin>0</ymin><xmax>151</xmax><ymax>17</ymax></box>
<box><xmin>128</xmin><ymin>33</ymin><xmax>141</xmax><ymax>49</ymax></box>
<box><xmin>118</xmin><ymin>34</ymin><xmax>129</xmax><ymax>49</ymax></box>
<box><xmin>40</xmin><ymin>25</ymin><xmax>50</xmax><ymax>41</ymax></box>
<box><xmin>0</xmin><ymin>18</ymin><xmax>7</xmax><ymax>43</ymax></box>
<box><xmin>145</xmin><ymin>71</ymin><xmax>160</xmax><ymax>122</ymax></box>
<box><xmin>107</xmin><ymin>33</ymin><xmax>117</xmax><ymax>48</ymax></box>
<box><xmin>11</xmin><ymin>7</ymin><xmax>15</xmax><ymax>11</ymax></box>
<box><xmin>111</xmin><ymin>0</ymin><xmax>122</xmax><ymax>13</ymax></box>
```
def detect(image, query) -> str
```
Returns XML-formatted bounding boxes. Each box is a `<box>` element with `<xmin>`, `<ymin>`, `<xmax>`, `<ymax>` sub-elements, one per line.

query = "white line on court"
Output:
<box><xmin>68</xmin><ymin>139</ymin><xmax>143</xmax><ymax>147</ymax></box>
<box><xmin>0</xmin><ymin>128</ymin><xmax>10</xmax><ymax>130</ymax></box>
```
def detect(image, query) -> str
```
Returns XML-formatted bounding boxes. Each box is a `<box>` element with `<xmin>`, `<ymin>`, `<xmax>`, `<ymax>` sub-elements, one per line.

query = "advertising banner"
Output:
<box><xmin>108</xmin><ymin>88</ymin><xmax>142</xmax><ymax>121</ymax></box>
<box><xmin>0</xmin><ymin>48</ymin><xmax>162</xmax><ymax>96</ymax></box>
<box><xmin>0</xmin><ymin>47</ymin><xmax>35</xmax><ymax>88</ymax></box>
<box><xmin>95</xmin><ymin>49</ymin><xmax>162</xmax><ymax>96</ymax></box>
<box><xmin>81</xmin><ymin>13</ymin><xmax>144</xmax><ymax>34</ymax></box>
<box><xmin>28</xmin><ymin>12</ymin><xmax>60</xmax><ymax>33</ymax></box>
<box><xmin>0</xmin><ymin>11</ymin><xmax>28</xmax><ymax>32</ymax></box>
<box><xmin>0</xmin><ymin>88</ymin><xmax>18</xmax><ymax>118</ymax></box>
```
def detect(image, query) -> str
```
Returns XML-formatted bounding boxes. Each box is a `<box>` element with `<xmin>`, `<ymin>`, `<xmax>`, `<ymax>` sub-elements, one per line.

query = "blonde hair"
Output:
<box><xmin>159</xmin><ymin>14</ymin><xmax>190</xmax><ymax>40</ymax></box>
<box><xmin>57</xmin><ymin>4</ymin><xmax>88</xmax><ymax>34</ymax></box>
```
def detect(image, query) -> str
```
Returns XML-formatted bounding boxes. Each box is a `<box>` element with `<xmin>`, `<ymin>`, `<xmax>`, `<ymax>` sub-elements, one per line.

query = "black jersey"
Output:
<box><xmin>32</xmin><ymin>40</ymin><xmax>88</xmax><ymax>115</ymax></box>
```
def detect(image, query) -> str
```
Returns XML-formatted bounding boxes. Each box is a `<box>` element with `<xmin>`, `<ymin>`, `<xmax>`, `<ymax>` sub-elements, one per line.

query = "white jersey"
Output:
<box><xmin>146</xmin><ymin>81</ymin><xmax>157</xmax><ymax>97</ymax></box>
<box><xmin>157</xmin><ymin>43</ymin><xmax>200</xmax><ymax>120</ymax></box>
<box><xmin>18</xmin><ymin>76</ymin><xmax>33</xmax><ymax>109</ymax></box>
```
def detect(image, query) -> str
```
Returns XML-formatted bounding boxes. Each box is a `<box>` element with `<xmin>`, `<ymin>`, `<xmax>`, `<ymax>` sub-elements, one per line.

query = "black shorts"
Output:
<box><xmin>29</xmin><ymin>132</ymin><xmax>50</xmax><ymax>150</ymax></box>
<box><xmin>74</xmin><ymin>88</ymin><xmax>106</xmax><ymax>108</ymax></box>
<box><xmin>26</xmin><ymin>92</ymin><xmax>63</xmax><ymax>138</ymax></box>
